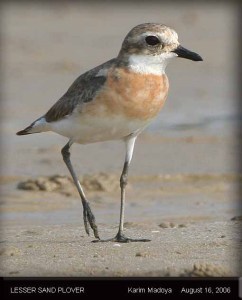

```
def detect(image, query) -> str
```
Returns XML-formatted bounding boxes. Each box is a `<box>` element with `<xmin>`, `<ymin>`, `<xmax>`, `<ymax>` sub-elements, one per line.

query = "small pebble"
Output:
<box><xmin>159</xmin><ymin>222</ymin><xmax>175</xmax><ymax>228</ymax></box>
<box><xmin>135</xmin><ymin>252</ymin><xmax>148</xmax><ymax>257</ymax></box>
<box><xmin>113</xmin><ymin>244</ymin><xmax>121</xmax><ymax>247</ymax></box>
<box><xmin>9</xmin><ymin>271</ymin><xmax>19</xmax><ymax>275</ymax></box>
<box><xmin>178</xmin><ymin>224</ymin><xmax>187</xmax><ymax>228</ymax></box>
<box><xmin>159</xmin><ymin>222</ymin><xmax>169</xmax><ymax>228</ymax></box>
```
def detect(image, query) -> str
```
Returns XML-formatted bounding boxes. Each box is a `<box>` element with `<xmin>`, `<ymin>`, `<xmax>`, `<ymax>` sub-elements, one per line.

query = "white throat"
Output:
<box><xmin>128</xmin><ymin>53</ymin><xmax>176</xmax><ymax>75</ymax></box>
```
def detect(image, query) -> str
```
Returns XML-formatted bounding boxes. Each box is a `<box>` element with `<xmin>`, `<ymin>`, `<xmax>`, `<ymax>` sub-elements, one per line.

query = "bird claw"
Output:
<box><xmin>83</xmin><ymin>209</ymin><xmax>90</xmax><ymax>236</ymax></box>
<box><xmin>92</xmin><ymin>232</ymin><xmax>150</xmax><ymax>243</ymax></box>
<box><xmin>83</xmin><ymin>202</ymin><xmax>100</xmax><ymax>239</ymax></box>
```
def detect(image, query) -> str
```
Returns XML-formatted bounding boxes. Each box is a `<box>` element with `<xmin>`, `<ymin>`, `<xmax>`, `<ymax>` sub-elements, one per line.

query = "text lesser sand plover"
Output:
<box><xmin>17</xmin><ymin>23</ymin><xmax>202</xmax><ymax>243</ymax></box>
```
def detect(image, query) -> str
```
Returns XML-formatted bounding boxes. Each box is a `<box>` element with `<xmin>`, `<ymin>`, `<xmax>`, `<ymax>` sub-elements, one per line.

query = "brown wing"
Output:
<box><xmin>45</xmin><ymin>58</ymin><xmax>116</xmax><ymax>122</ymax></box>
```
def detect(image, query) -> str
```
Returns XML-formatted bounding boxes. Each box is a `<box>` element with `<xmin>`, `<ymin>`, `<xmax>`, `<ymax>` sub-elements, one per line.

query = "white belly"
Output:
<box><xmin>49</xmin><ymin>113</ymin><xmax>152</xmax><ymax>144</ymax></box>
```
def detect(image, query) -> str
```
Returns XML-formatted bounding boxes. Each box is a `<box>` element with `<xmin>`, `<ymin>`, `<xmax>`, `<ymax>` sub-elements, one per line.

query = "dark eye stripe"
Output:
<box><xmin>145</xmin><ymin>35</ymin><xmax>160</xmax><ymax>46</ymax></box>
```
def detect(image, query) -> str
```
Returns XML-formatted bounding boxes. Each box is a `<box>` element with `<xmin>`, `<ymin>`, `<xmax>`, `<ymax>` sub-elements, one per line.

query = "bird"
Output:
<box><xmin>16</xmin><ymin>23</ymin><xmax>203</xmax><ymax>243</ymax></box>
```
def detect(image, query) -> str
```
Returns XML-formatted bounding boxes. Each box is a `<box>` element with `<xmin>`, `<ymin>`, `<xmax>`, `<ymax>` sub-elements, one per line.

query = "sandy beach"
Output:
<box><xmin>0</xmin><ymin>2</ymin><xmax>241</xmax><ymax>277</ymax></box>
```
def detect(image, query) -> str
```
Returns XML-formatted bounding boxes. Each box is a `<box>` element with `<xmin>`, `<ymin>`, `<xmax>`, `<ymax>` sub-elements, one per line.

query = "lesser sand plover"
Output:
<box><xmin>17</xmin><ymin>23</ymin><xmax>203</xmax><ymax>242</ymax></box>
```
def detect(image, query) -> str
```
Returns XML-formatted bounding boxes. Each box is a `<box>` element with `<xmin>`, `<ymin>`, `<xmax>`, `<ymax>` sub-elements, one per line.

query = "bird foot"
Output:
<box><xmin>83</xmin><ymin>202</ymin><xmax>100</xmax><ymax>239</ymax></box>
<box><xmin>92</xmin><ymin>232</ymin><xmax>151</xmax><ymax>243</ymax></box>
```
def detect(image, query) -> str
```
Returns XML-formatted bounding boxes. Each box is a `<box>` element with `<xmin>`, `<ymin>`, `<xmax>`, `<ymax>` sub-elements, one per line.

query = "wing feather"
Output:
<box><xmin>45</xmin><ymin>58</ymin><xmax>115</xmax><ymax>122</ymax></box>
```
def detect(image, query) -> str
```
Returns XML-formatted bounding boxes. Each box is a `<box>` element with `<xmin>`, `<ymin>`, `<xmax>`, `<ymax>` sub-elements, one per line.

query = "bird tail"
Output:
<box><xmin>16</xmin><ymin>117</ymin><xmax>50</xmax><ymax>136</ymax></box>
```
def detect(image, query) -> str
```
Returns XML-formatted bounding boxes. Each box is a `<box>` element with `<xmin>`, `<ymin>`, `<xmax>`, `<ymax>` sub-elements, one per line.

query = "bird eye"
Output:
<box><xmin>145</xmin><ymin>35</ymin><xmax>160</xmax><ymax>46</ymax></box>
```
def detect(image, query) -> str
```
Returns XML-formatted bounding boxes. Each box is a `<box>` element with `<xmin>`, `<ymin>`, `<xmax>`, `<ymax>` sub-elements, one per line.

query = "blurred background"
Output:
<box><xmin>1</xmin><ymin>1</ymin><xmax>239</xmax><ymax>176</ymax></box>
<box><xmin>0</xmin><ymin>1</ymin><xmax>241</xmax><ymax>276</ymax></box>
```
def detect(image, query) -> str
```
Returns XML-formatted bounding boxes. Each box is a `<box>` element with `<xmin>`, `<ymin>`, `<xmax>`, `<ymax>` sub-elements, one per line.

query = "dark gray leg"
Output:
<box><xmin>93</xmin><ymin>135</ymin><xmax>150</xmax><ymax>243</ymax></box>
<box><xmin>61</xmin><ymin>141</ymin><xmax>100</xmax><ymax>239</ymax></box>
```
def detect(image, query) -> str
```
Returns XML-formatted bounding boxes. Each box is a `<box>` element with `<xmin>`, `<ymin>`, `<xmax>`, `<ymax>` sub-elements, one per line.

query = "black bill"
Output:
<box><xmin>172</xmin><ymin>45</ymin><xmax>203</xmax><ymax>61</ymax></box>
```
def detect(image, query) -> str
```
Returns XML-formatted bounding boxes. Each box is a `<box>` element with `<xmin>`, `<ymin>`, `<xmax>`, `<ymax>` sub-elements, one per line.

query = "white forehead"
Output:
<box><xmin>140</xmin><ymin>30</ymin><xmax>179</xmax><ymax>44</ymax></box>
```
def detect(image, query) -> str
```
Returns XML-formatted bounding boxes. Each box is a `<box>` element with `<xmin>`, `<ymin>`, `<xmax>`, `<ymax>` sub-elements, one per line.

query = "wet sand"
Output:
<box><xmin>1</xmin><ymin>2</ymin><xmax>241</xmax><ymax>277</ymax></box>
<box><xmin>1</xmin><ymin>136</ymin><xmax>241</xmax><ymax>277</ymax></box>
